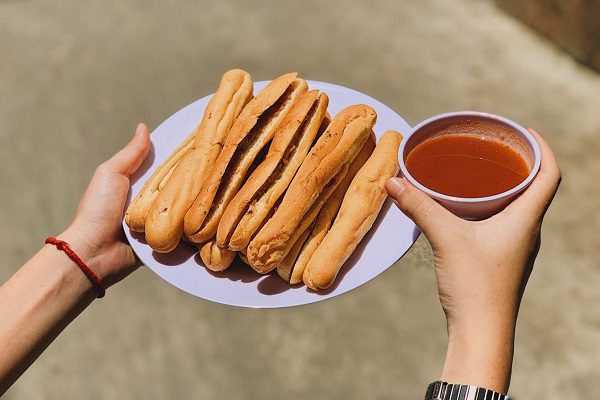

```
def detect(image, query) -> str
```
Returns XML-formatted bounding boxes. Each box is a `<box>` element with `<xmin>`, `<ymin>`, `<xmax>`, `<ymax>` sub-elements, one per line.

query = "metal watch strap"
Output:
<box><xmin>425</xmin><ymin>381</ymin><xmax>511</xmax><ymax>400</ymax></box>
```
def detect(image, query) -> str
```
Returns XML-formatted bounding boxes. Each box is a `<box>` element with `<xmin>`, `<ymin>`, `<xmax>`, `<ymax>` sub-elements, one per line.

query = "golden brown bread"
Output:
<box><xmin>303</xmin><ymin>130</ymin><xmax>403</xmax><ymax>290</ymax></box>
<box><xmin>247</xmin><ymin>105</ymin><xmax>377</xmax><ymax>274</ymax></box>
<box><xmin>124</xmin><ymin>131</ymin><xmax>195</xmax><ymax>232</ymax></box>
<box><xmin>277</xmin><ymin>220</ymin><xmax>315</xmax><ymax>282</ymax></box>
<box><xmin>199</xmin><ymin>240</ymin><xmax>236</xmax><ymax>272</ymax></box>
<box><xmin>275</xmin><ymin>140</ymin><xmax>370</xmax><ymax>283</ymax></box>
<box><xmin>184</xmin><ymin>73</ymin><xmax>308</xmax><ymax>244</ymax></box>
<box><xmin>271</xmin><ymin>156</ymin><xmax>354</xmax><ymax>277</ymax></box>
<box><xmin>278</xmin><ymin>132</ymin><xmax>376</xmax><ymax>284</ymax></box>
<box><xmin>144</xmin><ymin>69</ymin><xmax>253</xmax><ymax>252</ymax></box>
<box><xmin>216</xmin><ymin>90</ymin><xmax>328</xmax><ymax>251</ymax></box>
<box><xmin>238</xmin><ymin>248</ymin><xmax>250</xmax><ymax>266</ymax></box>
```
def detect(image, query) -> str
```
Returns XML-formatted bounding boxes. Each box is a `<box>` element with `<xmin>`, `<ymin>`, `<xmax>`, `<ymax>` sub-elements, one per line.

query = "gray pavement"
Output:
<box><xmin>1</xmin><ymin>0</ymin><xmax>599</xmax><ymax>399</ymax></box>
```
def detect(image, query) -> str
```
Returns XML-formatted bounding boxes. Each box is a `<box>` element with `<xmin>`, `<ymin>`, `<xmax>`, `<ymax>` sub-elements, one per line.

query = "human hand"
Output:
<box><xmin>59</xmin><ymin>123</ymin><xmax>151</xmax><ymax>288</ymax></box>
<box><xmin>385</xmin><ymin>129</ymin><xmax>560</xmax><ymax>392</ymax></box>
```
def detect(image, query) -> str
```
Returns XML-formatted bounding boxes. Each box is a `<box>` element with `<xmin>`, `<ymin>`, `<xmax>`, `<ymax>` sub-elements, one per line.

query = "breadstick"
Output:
<box><xmin>277</xmin><ymin>220</ymin><xmax>315</xmax><ymax>282</ymax></box>
<box><xmin>303</xmin><ymin>130</ymin><xmax>403</xmax><ymax>290</ymax></box>
<box><xmin>217</xmin><ymin>90</ymin><xmax>328</xmax><ymax>251</ymax></box>
<box><xmin>144</xmin><ymin>69</ymin><xmax>253</xmax><ymax>252</ymax></box>
<box><xmin>238</xmin><ymin>247</ymin><xmax>250</xmax><ymax>266</ymax></box>
<box><xmin>125</xmin><ymin>131</ymin><xmax>195</xmax><ymax>232</ymax></box>
<box><xmin>247</xmin><ymin>105</ymin><xmax>377</xmax><ymax>274</ymax></box>
<box><xmin>184</xmin><ymin>73</ymin><xmax>307</xmax><ymax>244</ymax></box>
<box><xmin>273</xmin><ymin>139</ymin><xmax>367</xmax><ymax>282</ymax></box>
<box><xmin>271</xmin><ymin>155</ymin><xmax>354</xmax><ymax>277</ymax></box>
<box><xmin>199</xmin><ymin>240</ymin><xmax>237</xmax><ymax>272</ymax></box>
<box><xmin>278</xmin><ymin>132</ymin><xmax>376</xmax><ymax>283</ymax></box>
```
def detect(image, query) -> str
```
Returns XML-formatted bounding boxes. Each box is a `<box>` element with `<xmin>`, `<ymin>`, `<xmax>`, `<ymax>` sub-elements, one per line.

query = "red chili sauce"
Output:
<box><xmin>405</xmin><ymin>134</ymin><xmax>530</xmax><ymax>198</ymax></box>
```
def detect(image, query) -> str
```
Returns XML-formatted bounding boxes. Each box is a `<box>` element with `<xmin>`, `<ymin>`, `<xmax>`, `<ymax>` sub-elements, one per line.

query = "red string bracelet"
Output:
<box><xmin>45</xmin><ymin>237</ymin><xmax>105</xmax><ymax>298</ymax></box>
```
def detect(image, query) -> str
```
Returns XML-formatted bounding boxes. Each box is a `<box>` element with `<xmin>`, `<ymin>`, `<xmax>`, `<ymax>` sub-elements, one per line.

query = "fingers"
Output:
<box><xmin>505</xmin><ymin>129</ymin><xmax>561</xmax><ymax>221</ymax></box>
<box><xmin>385</xmin><ymin>177</ymin><xmax>457</xmax><ymax>241</ymax></box>
<box><xmin>103</xmin><ymin>123</ymin><xmax>151</xmax><ymax>177</ymax></box>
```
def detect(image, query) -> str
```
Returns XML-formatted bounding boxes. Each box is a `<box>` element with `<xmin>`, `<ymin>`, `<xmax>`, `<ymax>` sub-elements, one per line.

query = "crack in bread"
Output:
<box><xmin>206</xmin><ymin>83</ymin><xmax>296</xmax><ymax>221</ymax></box>
<box><xmin>265</xmin><ymin>142</ymin><xmax>361</xmax><ymax>274</ymax></box>
<box><xmin>184</xmin><ymin>74</ymin><xmax>308</xmax><ymax>244</ymax></box>
<box><xmin>246</xmin><ymin>105</ymin><xmax>377</xmax><ymax>274</ymax></box>
<box><xmin>143</xmin><ymin>69</ymin><xmax>253</xmax><ymax>253</ymax></box>
<box><xmin>275</xmin><ymin>159</ymin><xmax>352</xmax><ymax>282</ymax></box>
<box><xmin>217</xmin><ymin>90</ymin><xmax>328</xmax><ymax>251</ymax></box>
<box><xmin>279</xmin><ymin>132</ymin><xmax>376</xmax><ymax>284</ymax></box>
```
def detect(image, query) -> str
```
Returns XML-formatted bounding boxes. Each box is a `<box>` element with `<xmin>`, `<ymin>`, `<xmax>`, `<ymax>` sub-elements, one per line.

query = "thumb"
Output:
<box><xmin>104</xmin><ymin>123</ymin><xmax>151</xmax><ymax>177</ymax></box>
<box><xmin>385</xmin><ymin>177</ymin><xmax>456</xmax><ymax>239</ymax></box>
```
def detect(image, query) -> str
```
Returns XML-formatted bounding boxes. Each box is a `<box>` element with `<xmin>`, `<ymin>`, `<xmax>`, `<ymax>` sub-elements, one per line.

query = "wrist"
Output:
<box><xmin>39</xmin><ymin>236</ymin><xmax>98</xmax><ymax>302</ymax></box>
<box><xmin>57</xmin><ymin>226</ymin><xmax>101</xmax><ymax>273</ymax></box>
<box><xmin>58</xmin><ymin>223</ymin><xmax>139</xmax><ymax>289</ymax></box>
<box><xmin>442</xmin><ymin>314</ymin><xmax>516</xmax><ymax>393</ymax></box>
<box><xmin>53</xmin><ymin>227</ymin><xmax>105</xmax><ymax>296</ymax></box>
<box><xmin>445</xmin><ymin>295</ymin><xmax>519</xmax><ymax>338</ymax></box>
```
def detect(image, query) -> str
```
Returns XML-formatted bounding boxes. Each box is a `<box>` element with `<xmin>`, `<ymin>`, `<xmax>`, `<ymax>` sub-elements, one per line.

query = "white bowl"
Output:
<box><xmin>399</xmin><ymin>111</ymin><xmax>541</xmax><ymax>220</ymax></box>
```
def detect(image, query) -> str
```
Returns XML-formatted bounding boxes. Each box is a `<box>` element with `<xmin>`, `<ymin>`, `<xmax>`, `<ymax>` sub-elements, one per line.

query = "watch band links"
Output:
<box><xmin>425</xmin><ymin>381</ymin><xmax>510</xmax><ymax>400</ymax></box>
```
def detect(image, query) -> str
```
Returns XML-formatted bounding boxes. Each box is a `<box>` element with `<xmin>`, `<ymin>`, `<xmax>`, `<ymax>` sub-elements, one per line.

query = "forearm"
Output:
<box><xmin>441</xmin><ymin>309</ymin><xmax>517</xmax><ymax>394</ymax></box>
<box><xmin>0</xmin><ymin>231</ymin><xmax>96</xmax><ymax>395</ymax></box>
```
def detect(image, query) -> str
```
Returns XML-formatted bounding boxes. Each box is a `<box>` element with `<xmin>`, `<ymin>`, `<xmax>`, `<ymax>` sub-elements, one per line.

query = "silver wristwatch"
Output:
<box><xmin>425</xmin><ymin>381</ymin><xmax>511</xmax><ymax>400</ymax></box>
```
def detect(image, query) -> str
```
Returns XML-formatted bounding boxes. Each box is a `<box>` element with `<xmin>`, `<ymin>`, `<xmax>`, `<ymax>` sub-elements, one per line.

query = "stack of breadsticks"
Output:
<box><xmin>125</xmin><ymin>69</ymin><xmax>402</xmax><ymax>291</ymax></box>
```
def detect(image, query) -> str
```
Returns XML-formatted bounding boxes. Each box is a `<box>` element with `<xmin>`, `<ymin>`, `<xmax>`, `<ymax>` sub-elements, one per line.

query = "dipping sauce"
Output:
<box><xmin>405</xmin><ymin>134</ymin><xmax>530</xmax><ymax>198</ymax></box>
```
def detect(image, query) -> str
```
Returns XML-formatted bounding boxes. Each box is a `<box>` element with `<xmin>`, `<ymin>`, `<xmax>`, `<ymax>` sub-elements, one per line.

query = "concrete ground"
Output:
<box><xmin>1</xmin><ymin>0</ymin><xmax>599</xmax><ymax>399</ymax></box>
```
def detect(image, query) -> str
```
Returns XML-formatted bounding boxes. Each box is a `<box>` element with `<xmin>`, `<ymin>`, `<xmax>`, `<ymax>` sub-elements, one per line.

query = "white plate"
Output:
<box><xmin>123</xmin><ymin>80</ymin><xmax>419</xmax><ymax>308</ymax></box>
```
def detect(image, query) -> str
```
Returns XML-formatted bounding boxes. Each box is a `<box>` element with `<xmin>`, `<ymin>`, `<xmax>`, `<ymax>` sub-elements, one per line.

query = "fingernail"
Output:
<box><xmin>135</xmin><ymin>123</ymin><xmax>145</xmax><ymax>136</ymax></box>
<box><xmin>385</xmin><ymin>177</ymin><xmax>406</xmax><ymax>197</ymax></box>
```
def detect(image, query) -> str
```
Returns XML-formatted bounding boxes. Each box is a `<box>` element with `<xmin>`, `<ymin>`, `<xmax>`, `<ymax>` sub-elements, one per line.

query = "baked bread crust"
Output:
<box><xmin>277</xmin><ymin>219</ymin><xmax>315</xmax><ymax>282</ymax></box>
<box><xmin>247</xmin><ymin>105</ymin><xmax>377</xmax><ymax>273</ymax></box>
<box><xmin>199</xmin><ymin>240</ymin><xmax>236</xmax><ymax>272</ymax></box>
<box><xmin>126</xmin><ymin>70</ymin><xmax>403</xmax><ymax>291</ymax></box>
<box><xmin>279</xmin><ymin>132</ymin><xmax>376</xmax><ymax>283</ymax></box>
<box><xmin>144</xmin><ymin>69</ymin><xmax>253</xmax><ymax>252</ymax></box>
<box><xmin>124</xmin><ymin>131</ymin><xmax>195</xmax><ymax>232</ymax></box>
<box><xmin>216</xmin><ymin>90</ymin><xmax>328</xmax><ymax>251</ymax></box>
<box><xmin>303</xmin><ymin>130</ymin><xmax>403</xmax><ymax>290</ymax></box>
<box><xmin>238</xmin><ymin>247</ymin><xmax>250</xmax><ymax>266</ymax></box>
<box><xmin>184</xmin><ymin>73</ymin><xmax>308</xmax><ymax>244</ymax></box>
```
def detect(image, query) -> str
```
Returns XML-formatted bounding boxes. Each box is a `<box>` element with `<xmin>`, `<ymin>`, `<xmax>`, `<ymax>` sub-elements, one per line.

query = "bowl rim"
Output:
<box><xmin>399</xmin><ymin>111</ymin><xmax>542</xmax><ymax>204</ymax></box>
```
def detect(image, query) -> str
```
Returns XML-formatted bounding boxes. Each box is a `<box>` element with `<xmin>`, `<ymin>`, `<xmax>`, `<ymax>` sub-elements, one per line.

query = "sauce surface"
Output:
<box><xmin>405</xmin><ymin>134</ymin><xmax>530</xmax><ymax>198</ymax></box>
